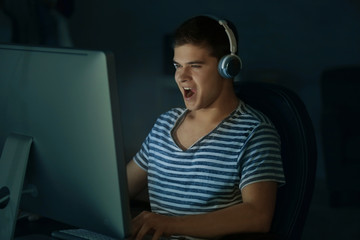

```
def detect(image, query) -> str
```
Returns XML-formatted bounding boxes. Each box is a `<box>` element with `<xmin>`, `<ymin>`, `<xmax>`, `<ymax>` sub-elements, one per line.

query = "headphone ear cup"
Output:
<box><xmin>218</xmin><ymin>54</ymin><xmax>242</xmax><ymax>79</ymax></box>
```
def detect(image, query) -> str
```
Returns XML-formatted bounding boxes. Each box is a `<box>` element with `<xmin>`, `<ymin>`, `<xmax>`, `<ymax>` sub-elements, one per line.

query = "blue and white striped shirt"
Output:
<box><xmin>134</xmin><ymin>101</ymin><xmax>285</xmax><ymax>216</ymax></box>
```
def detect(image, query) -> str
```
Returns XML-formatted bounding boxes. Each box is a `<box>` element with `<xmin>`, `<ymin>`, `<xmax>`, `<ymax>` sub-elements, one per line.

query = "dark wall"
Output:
<box><xmin>67</xmin><ymin>0</ymin><xmax>360</xmax><ymax>178</ymax></box>
<box><xmin>5</xmin><ymin>0</ymin><xmax>359</xmax><ymax>179</ymax></box>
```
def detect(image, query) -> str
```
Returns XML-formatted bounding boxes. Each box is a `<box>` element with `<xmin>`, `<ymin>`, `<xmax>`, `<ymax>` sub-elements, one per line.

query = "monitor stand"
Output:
<box><xmin>0</xmin><ymin>134</ymin><xmax>33</xmax><ymax>240</ymax></box>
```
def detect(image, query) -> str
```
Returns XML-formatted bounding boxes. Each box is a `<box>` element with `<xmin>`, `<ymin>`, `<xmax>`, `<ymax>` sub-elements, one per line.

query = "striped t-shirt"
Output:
<box><xmin>134</xmin><ymin>101</ymin><xmax>285</xmax><ymax>216</ymax></box>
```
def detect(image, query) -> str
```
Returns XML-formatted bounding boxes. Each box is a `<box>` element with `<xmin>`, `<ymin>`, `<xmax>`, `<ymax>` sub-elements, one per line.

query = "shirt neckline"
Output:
<box><xmin>170</xmin><ymin>101</ymin><xmax>243</xmax><ymax>151</ymax></box>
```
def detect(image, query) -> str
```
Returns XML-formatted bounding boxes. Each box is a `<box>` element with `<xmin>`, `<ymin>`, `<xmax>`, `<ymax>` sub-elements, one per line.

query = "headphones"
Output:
<box><xmin>208</xmin><ymin>16</ymin><xmax>242</xmax><ymax>79</ymax></box>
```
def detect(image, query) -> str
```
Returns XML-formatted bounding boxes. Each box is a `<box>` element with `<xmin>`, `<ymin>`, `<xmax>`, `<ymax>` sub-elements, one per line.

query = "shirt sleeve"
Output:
<box><xmin>239</xmin><ymin>122</ymin><xmax>285</xmax><ymax>189</ymax></box>
<box><xmin>133</xmin><ymin>134</ymin><xmax>150</xmax><ymax>171</ymax></box>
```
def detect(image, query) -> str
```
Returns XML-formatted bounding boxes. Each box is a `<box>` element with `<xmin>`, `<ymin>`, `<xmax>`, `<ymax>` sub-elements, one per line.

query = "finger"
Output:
<box><xmin>151</xmin><ymin>229</ymin><xmax>164</xmax><ymax>240</ymax></box>
<box><xmin>131</xmin><ymin>218</ymin><xmax>141</xmax><ymax>236</ymax></box>
<box><xmin>133</xmin><ymin>210</ymin><xmax>150</xmax><ymax>222</ymax></box>
<box><xmin>135</xmin><ymin>224</ymin><xmax>153</xmax><ymax>240</ymax></box>
<box><xmin>131</xmin><ymin>211</ymin><xmax>151</xmax><ymax>236</ymax></box>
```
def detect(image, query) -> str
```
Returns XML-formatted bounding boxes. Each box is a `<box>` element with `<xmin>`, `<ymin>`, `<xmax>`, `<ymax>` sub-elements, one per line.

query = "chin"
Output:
<box><xmin>184</xmin><ymin>104</ymin><xmax>203</xmax><ymax>112</ymax></box>
<box><xmin>184</xmin><ymin>103</ymin><xmax>196</xmax><ymax>111</ymax></box>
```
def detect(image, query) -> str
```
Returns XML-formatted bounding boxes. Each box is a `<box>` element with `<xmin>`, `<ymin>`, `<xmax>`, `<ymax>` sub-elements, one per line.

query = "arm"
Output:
<box><xmin>132</xmin><ymin>181</ymin><xmax>278</xmax><ymax>240</ymax></box>
<box><xmin>126</xmin><ymin>159</ymin><xmax>147</xmax><ymax>199</ymax></box>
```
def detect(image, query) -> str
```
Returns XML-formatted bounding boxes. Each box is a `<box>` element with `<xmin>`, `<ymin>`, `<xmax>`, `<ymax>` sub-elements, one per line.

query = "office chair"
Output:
<box><xmin>233</xmin><ymin>81</ymin><xmax>317</xmax><ymax>240</ymax></box>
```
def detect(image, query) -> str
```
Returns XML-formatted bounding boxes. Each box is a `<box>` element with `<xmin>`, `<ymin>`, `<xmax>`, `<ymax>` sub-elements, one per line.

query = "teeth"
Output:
<box><xmin>183</xmin><ymin>87</ymin><xmax>191</xmax><ymax>90</ymax></box>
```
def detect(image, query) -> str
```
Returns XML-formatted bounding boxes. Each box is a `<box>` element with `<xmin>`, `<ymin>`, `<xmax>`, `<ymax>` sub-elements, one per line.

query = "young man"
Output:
<box><xmin>127</xmin><ymin>16</ymin><xmax>285</xmax><ymax>240</ymax></box>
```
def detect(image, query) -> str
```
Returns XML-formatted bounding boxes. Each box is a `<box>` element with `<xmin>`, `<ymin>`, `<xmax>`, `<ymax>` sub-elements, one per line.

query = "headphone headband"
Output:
<box><xmin>218</xmin><ymin>19</ymin><xmax>237</xmax><ymax>55</ymax></box>
<box><xmin>201</xmin><ymin>15</ymin><xmax>242</xmax><ymax>78</ymax></box>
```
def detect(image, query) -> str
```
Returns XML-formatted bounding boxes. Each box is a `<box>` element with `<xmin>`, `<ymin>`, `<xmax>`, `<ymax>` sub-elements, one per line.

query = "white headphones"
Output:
<box><xmin>209</xmin><ymin>16</ymin><xmax>242</xmax><ymax>78</ymax></box>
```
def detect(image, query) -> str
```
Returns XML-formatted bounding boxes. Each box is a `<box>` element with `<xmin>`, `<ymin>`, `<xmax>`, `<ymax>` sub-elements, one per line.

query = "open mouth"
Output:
<box><xmin>183</xmin><ymin>87</ymin><xmax>195</xmax><ymax>99</ymax></box>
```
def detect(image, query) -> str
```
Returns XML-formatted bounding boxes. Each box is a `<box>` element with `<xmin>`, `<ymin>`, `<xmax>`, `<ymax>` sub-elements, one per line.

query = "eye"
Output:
<box><xmin>191</xmin><ymin>64</ymin><xmax>201</xmax><ymax>68</ymax></box>
<box><xmin>173</xmin><ymin>63</ymin><xmax>181</xmax><ymax>69</ymax></box>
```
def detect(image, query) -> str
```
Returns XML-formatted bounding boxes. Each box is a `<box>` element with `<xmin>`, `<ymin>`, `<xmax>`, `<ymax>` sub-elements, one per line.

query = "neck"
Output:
<box><xmin>188</xmin><ymin>90</ymin><xmax>239</xmax><ymax>124</ymax></box>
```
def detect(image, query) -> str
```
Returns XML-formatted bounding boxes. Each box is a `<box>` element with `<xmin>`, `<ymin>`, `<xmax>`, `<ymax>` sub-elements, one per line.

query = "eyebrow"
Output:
<box><xmin>173</xmin><ymin>60</ymin><xmax>205</xmax><ymax>65</ymax></box>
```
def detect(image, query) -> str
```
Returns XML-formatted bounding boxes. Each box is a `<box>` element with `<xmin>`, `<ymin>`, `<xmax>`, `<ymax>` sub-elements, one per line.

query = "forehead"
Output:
<box><xmin>173</xmin><ymin>44</ymin><xmax>213</xmax><ymax>62</ymax></box>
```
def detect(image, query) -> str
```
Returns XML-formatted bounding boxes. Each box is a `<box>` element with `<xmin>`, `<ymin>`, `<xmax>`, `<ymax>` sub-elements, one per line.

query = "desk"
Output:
<box><xmin>14</xmin><ymin>203</ymin><xmax>279</xmax><ymax>240</ymax></box>
<box><xmin>14</xmin><ymin>200</ymin><xmax>148</xmax><ymax>239</ymax></box>
<box><xmin>15</xmin><ymin>217</ymin><xmax>71</xmax><ymax>239</ymax></box>
<box><xmin>15</xmin><ymin>218</ymin><xmax>279</xmax><ymax>240</ymax></box>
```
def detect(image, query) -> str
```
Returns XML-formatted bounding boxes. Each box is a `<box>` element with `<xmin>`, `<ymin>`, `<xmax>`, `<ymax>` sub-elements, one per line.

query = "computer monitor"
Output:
<box><xmin>0</xmin><ymin>43</ymin><xmax>131</xmax><ymax>239</ymax></box>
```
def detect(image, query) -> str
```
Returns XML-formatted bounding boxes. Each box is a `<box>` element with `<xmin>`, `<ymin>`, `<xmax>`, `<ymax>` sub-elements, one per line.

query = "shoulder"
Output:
<box><xmin>236</xmin><ymin>101</ymin><xmax>274</xmax><ymax>126</ymax></box>
<box><xmin>150</xmin><ymin>107</ymin><xmax>187</xmax><ymax>132</ymax></box>
<box><xmin>228</xmin><ymin>101</ymin><xmax>280</xmax><ymax>141</ymax></box>
<box><xmin>155</xmin><ymin>107</ymin><xmax>186</xmax><ymax>125</ymax></box>
<box><xmin>158</xmin><ymin>107</ymin><xmax>186</xmax><ymax>120</ymax></box>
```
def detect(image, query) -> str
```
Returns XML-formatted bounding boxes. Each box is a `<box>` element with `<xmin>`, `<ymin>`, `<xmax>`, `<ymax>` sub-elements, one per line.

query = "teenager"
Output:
<box><xmin>127</xmin><ymin>15</ymin><xmax>285</xmax><ymax>240</ymax></box>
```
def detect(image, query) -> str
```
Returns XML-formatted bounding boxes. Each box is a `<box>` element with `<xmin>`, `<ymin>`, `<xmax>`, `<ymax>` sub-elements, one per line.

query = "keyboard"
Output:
<box><xmin>51</xmin><ymin>228</ymin><xmax>119</xmax><ymax>240</ymax></box>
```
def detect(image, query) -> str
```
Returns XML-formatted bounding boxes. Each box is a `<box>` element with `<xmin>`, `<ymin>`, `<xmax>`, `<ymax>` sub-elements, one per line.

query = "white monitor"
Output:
<box><xmin>0</xmin><ymin>43</ymin><xmax>131</xmax><ymax>239</ymax></box>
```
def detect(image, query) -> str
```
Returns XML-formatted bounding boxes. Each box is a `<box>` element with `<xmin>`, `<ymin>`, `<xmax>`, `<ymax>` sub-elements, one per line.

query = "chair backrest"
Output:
<box><xmin>235</xmin><ymin>81</ymin><xmax>317</xmax><ymax>240</ymax></box>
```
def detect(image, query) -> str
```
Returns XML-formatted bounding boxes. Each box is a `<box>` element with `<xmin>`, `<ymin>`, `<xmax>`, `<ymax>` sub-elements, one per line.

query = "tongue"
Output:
<box><xmin>185</xmin><ymin>89</ymin><xmax>194</xmax><ymax>98</ymax></box>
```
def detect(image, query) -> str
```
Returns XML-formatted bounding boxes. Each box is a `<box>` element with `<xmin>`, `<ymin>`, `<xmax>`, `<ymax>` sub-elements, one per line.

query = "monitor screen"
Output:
<box><xmin>0</xmin><ymin>43</ymin><xmax>131</xmax><ymax>239</ymax></box>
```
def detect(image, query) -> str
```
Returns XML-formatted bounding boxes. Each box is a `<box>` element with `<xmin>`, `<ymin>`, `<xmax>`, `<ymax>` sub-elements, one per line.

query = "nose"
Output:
<box><xmin>175</xmin><ymin>66</ymin><xmax>191</xmax><ymax>83</ymax></box>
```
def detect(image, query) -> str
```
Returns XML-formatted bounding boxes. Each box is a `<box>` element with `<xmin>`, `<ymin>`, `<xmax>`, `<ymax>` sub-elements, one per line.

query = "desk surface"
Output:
<box><xmin>14</xmin><ymin>206</ymin><xmax>279</xmax><ymax>240</ymax></box>
<box><xmin>14</xmin><ymin>201</ymin><xmax>149</xmax><ymax>239</ymax></box>
<box><xmin>15</xmin><ymin>217</ymin><xmax>70</xmax><ymax>239</ymax></box>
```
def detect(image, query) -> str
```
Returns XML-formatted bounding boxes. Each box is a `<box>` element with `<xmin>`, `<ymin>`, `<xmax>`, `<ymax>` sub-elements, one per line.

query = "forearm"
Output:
<box><xmin>172</xmin><ymin>202</ymin><xmax>273</xmax><ymax>238</ymax></box>
<box><xmin>132</xmin><ymin>182</ymin><xmax>277</xmax><ymax>240</ymax></box>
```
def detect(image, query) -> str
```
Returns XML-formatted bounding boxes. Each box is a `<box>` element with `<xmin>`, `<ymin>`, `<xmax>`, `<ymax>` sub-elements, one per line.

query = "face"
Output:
<box><xmin>173</xmin><ymin>44</ymin><xmax>226</xmax><ymax>111</ymax></box>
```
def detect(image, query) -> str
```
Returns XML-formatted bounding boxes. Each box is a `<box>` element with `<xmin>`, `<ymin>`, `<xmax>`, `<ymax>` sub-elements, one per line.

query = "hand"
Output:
<box><xmin>131</xmin><ymin>211</ymin><xmax>175</xmax><ymax>240</ymax></box>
